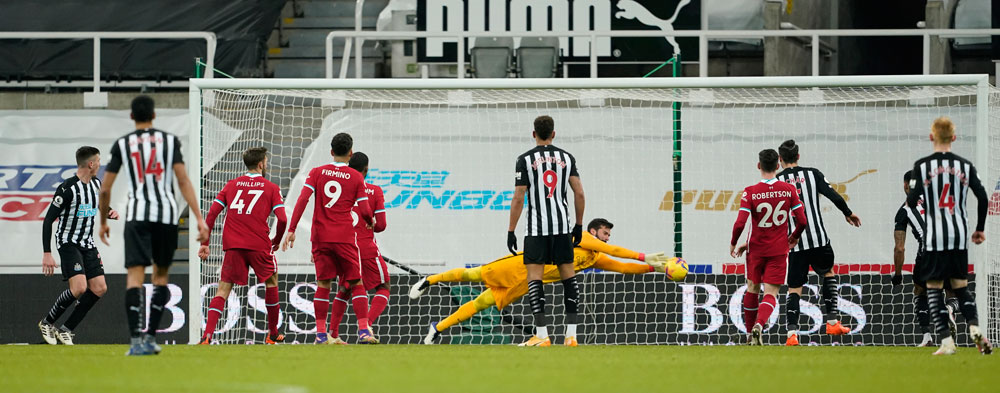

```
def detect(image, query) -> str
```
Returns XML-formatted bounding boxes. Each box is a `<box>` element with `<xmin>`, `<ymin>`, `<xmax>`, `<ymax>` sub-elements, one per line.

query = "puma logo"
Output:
<box><xmin>615</xmin><ymin>0</ymin><xmax>691</xmax><ymax>55</ymax></box>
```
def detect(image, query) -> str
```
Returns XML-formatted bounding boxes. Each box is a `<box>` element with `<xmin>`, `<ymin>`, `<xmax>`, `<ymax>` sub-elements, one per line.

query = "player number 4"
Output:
<box><xmin>938</xmin><ymin>183</ymin><xmax>955</xmax><ymax>213</ymax></box>
<box><xmin>756</xmin><ymin>200</ymin><xmax>788</xmax><ymax>228</ymax></box>
<box><xmin>229</xmin><ymin>189</ymin><xmax>263</xmax><ymax>214</ymax></box>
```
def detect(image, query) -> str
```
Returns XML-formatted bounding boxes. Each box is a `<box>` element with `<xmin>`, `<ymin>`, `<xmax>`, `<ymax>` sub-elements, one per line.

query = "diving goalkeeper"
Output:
<box><xmin>408</xmin><ymin>218</ymin><xmax>674</xmax><ymax>346</ymax></box>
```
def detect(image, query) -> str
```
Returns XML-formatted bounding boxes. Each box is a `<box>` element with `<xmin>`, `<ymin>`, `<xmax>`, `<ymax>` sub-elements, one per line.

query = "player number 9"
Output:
<box><xmin>542</xmin><ymin>170</ymin><xmax>557</xmax><ymax>198</ymax></box>
<box><xmin>324</xmin><ymin>180</ymin><xmax>342</xmax><ymax>208</ymax></box>
<box><xmin>755</xmin><ymin>200</ymin><xmax>787</xmax><ymax>228</ymax></box>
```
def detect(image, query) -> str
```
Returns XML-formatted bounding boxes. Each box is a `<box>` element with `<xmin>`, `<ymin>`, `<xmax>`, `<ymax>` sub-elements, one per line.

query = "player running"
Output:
<box><xmin>198</xmin><ymin>147</ymin><xmax>287</xmax><ymax>345</ymax></box>
<box><xmin>411</xmin><ymin>218</ymin><xmax>674</xmax><ymax>345</ymax></box>
<box><xmin>99</xmin><ymin>96</ymin><xmax>209</xmax><ymax>356</ymax></box>
<box><xmin>892</xmin><ymin>170</ymin><xmax>960</xmax><ymax>347</ymax></box>
<box><xmin>283</xmin><ymin>132</ymin><xmax>378</xmax><ymax>344</ymax></box>
<box><xmin>38</xmin><ymin>146</ymin><xmax>118</xmax><ymax>345</ymax></box>
<box><xmin>325</xmin><ymin>152</ymin><xmax>388</xmax><ymax>345</ymax></box>
<box><xmin>507</xmin><ymin>115</ymin><xmax>586</xmax><ymax>347</ymax></box>
<box><xmin>906</xmin><ymin>117</ymin><xmax>991</xmax><ymax>355</ymax></box>
<box><xmin>731</xmin><ymin>149</ymin><xmax>807</xmax><ymax>346</ymax></box>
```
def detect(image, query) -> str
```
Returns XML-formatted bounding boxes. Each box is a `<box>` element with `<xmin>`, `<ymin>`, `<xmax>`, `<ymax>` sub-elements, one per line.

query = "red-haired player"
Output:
<box><xmin>198</xmin><ymin>147</ymin><xmax>287</xmax><ymax>344</ymax></box>
<box><xmin>730</xmin><ymin>149</ymin><xmax>807</xmax><ymax>345</ymax></box>
<box><xmin>325</xmin><ymin>152</ymin><xmax>388</xmax><ymax>345</ymax></box>
<box><xmin>283</xmin><ymin>133</ymin><xmax>377</xmax><ymax>344</ymax></box>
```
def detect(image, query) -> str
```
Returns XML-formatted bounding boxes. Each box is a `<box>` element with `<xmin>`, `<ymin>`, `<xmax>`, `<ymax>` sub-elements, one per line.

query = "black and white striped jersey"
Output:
<box><xmin>515</xmin><ymin>145</ymin><xmax>579</xmax><ymax>236</ymax></box>
<box><xmin>776</xmin><ymin>166</ymin><xmax>853</xmax><ymax>252</ymax></box>
<box><xmin>43</xmin><ymin>176</ymin><xmax>101</xmax><ymax>251</ymax></box>
<box><xmin>105</xmin><ymin>128</ymin><xmax>184</xmax><ymax>224</ymax></box>
<box><xmin>894</xmin><ymin>195</ymin><xmax>926</xmax><ymax>257</ymax></box>
<box><xmin>907</xmin><ymin>152</ymin><xmax>988</xmax><ymax>252</ymax></box>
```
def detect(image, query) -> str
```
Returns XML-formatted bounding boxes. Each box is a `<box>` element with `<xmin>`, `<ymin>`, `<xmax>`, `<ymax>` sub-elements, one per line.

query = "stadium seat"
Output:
<box><xmin>469</xmin><ymin>37</ymin><xmax>514</xmax><ymax>78</ymax></box>
<box><xmin>515</xmin><ymin>37</ymin><xmax>559</xmax><ymax>78</ymax></box>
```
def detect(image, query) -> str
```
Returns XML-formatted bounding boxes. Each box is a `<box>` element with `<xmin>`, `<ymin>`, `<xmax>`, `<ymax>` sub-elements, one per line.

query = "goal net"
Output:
<box><xmin>190</xmin><ymin>77</ymin><xmax>999</xmax><ymax>346</ymax></box>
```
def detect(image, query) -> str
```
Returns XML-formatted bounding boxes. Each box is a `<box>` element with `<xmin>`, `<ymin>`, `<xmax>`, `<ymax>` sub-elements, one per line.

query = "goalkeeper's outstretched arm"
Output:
<box><xmin>592</xmin><ymin>254</ymin><xmax>655</xmax><ymax>274</ymax></box>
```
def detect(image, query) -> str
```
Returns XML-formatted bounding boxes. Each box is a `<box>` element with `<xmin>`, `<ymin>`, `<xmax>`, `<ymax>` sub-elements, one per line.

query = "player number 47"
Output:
<box><xmin>229</xmin><ymin>189</ymin><xmax>263</xmax><ymax>214</ymax></box>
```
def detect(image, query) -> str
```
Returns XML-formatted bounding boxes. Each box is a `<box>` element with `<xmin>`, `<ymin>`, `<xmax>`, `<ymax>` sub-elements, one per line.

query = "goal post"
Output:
<box><xmin>188</xmin><ymin>75</ymin><xmax>997</xmax><ymax>346</ymax></box>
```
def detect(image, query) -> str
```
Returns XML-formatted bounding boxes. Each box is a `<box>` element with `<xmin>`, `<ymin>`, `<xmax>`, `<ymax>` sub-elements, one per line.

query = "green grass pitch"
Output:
<box><xmin>1</xmin><ymin>345</ymin><xmax>996</xmax><ymax>392</ymax></box>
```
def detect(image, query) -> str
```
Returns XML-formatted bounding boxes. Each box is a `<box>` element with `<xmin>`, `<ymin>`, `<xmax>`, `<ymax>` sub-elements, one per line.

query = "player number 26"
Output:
<box><xmin>755</xmin><ymin>200</ymin><xmax>788</xmax><ymax>228</ymax></box>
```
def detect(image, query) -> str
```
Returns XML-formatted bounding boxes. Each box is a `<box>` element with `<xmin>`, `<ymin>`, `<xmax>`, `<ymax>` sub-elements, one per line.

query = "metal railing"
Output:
<box><xmin>325</xmin><ymin>28</ymin><xmax>1000</xmax><ymax>78</ymax></box>
<box><xmin>0</xmin><ymin>32</ymin><xmax>218</xmax><ymax>92</ymax></box>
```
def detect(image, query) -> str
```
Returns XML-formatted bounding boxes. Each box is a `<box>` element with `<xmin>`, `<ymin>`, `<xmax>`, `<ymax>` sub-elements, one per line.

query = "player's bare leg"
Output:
<box><xmin>125</xmin><ymin>266</ymin><xmax>153</xmax><ymax>356</ymax></box>
<box><xmin>314</xmin><ymin>279</ymin><xmax>333</xmax><ymax>344</ymax></box>
<box><xmin>410</xmin><ymin>267</ymin><xmax>483</xmax><ymax>299</ymax></box>
<box><xmin>426</xmin><ymin>289</ymin><xmax>495</xmax><ymax>345</ymax></box>
<box><xmin>520</xmin><ymin>263</ymin><xmax>551</xmax><ymax>347</ymax></box>
<box><xmin>743</xmin><ymin>280</ymin><xmax>761</xmax><ymax>345</ymax></box>
<box><xmin>202</xmin><ymin>281</ymin><xmax>234</xmax><ymax>345</ymax></box>
<box><xmin>785</xmin><ymin>286</ymin><xmax>802</xmax><ymax>346</ymax></box>
<box><xmin>262</xmin><ymin>274</ymin><xmax>283</xmax><ymax>344</ymax></box>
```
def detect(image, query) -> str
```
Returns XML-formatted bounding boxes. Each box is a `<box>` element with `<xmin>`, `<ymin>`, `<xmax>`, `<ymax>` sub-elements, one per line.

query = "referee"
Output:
<box><xmin>98</xmin><ymin>95</ymin><xmax>209</xmax><ymax>356</ymax></box>
<box><xmin>507</xmin><ymin>115</ymin><xmax>585</xmax><ymax>347</ymax></box>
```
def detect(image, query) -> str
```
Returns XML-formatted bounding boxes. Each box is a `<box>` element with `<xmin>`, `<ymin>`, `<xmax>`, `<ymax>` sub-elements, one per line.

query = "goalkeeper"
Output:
<box><xmin>408</xmin><ymin>218</ymin><xmax>674</xmax><ymax>345</ymax></box>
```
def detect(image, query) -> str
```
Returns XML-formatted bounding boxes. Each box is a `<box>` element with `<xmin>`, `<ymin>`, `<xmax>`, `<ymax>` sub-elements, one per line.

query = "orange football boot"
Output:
<box><xmin>785</xmin><ymin>332</ymin><xmax>800</xmax><ymax>346</ymax></box>
<box><xmin>826</xmin><ymin>321</ymin><xmax>850</xmax><ymax>335</ymax></box>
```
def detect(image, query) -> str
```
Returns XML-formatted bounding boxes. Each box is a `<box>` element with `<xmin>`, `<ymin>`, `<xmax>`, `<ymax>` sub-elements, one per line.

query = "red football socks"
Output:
<box><xmin>756</xmin><ymin>294</ymin><xmax>777</xmax><ymax>328</ymax></box>
<box><xmin>265</xmin><ymin>286</ymin><xmax>280</xmax><ymax>336</ymax></box>
<box><xmin>368</xmin><ymin>288</ymin><xmax>391</xmax><ymax>326</ymax></box>
<box><xmin>314</xmin><ymin>286</ymin><xmax>331</xmax><ymax>334</ymax></box>
<box><xmin>350</xmin><ymin>285</ymin><xmax>370</xmax><ymax>330</ymax></box>
<box><xmin>742</xmin><ymin>291</ymin><xmax>759</xmax><ymax>332</ymax></box>
<box><xmin>329</xmin><ymin>290</ymin><xmax>349</xmax><ymax>337</ymax></box>
<box><xmin>203</xmin><ymin>296</ymin><xmax>226</xmax><ymax>341</ymax></box>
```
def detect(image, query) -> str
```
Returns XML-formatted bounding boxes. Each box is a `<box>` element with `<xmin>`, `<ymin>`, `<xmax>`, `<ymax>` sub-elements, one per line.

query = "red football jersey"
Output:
<box><xmin>731</xmin><ymin>178</ymin><xmax>808</xmax><ymax>257</ymax></box>
<box><xmin>207</xmin><ymin>174</ymin><xmax>285</xmax><ymax>252</ymax></box>
<box><xmin>297</xmin><ymin>162</ymin><xmax>369</xmax><ymax>244</ymax></box>
<box><xmin>353</xmin><ymin>183</ymin><xmax>386</xmax><ymax>259</ymax></box>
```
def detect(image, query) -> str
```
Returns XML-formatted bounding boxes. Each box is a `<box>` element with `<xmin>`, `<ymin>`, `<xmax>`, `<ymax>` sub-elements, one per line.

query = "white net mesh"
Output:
<box><xmin>195</xmin><ymin>83</ymin><xmax>997</xmax><ymax>346</ymax></box>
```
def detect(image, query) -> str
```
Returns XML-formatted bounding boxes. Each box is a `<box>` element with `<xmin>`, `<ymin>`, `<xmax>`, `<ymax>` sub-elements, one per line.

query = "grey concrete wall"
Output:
<box><xmin>0</xmin><ymin>92</ymin><xmax>188</xmax><ymax>110</ymax></box>
<box><xmin>763</xmin><ymin>0</ymin><xmax>834</xmax><ymax>76</ymax></box>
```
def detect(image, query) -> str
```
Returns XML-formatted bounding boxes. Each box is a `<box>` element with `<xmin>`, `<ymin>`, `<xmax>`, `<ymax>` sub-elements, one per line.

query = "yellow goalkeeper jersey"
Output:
<box><xmin>480</xmin><ymin>232</ymin><xmax>650</xmax><ymax>289</ymax></box>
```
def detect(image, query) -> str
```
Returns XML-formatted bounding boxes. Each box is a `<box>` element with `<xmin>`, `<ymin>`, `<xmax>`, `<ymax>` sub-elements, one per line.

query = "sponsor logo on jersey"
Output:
<box><xmin>658</xmin><ymin>169</ymin><xmax>876</xmax><ymax>212</ymax></box>
<box><xmin>76</xmin><ymin>203</ymin><xmax>98</xmax><ymax>218</ymax></box>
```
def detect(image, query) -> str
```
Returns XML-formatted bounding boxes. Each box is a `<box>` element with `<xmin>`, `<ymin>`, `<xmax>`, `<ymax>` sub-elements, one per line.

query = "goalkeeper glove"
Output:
<box><xmin>507</xmin><ymin>231</ymin><xmax>518</xmax><ymax>256</ymax></box>
<box><xmin>571</xmin><ymin>224</ymin><xmax>583</xmax><ymax>246</ymax></box>
<box><xmin>643</xmin><ymin>252</ymin><xmax>669</xmax><ymax>273</ymax></box>
<box><xmin>891</xmin><ymin>273</ymin><xmax>902</xmax><ymax>287</ymax></box>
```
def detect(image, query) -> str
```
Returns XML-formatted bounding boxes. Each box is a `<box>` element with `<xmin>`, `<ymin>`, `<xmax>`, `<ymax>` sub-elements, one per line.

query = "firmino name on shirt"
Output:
<box><xmin>751</xmin><ymin>190</ymin><xmax>792</xmax><ymax>200</ymax></box>
<box><xmin>236</xmin><ymin>181</ymin><xmax>265</xmax><ymax>188</ymax></box>
<box><xmin>322</xmin><ymin>169</ymin><xmax>351</xmax><ymax>179</ymax></box>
